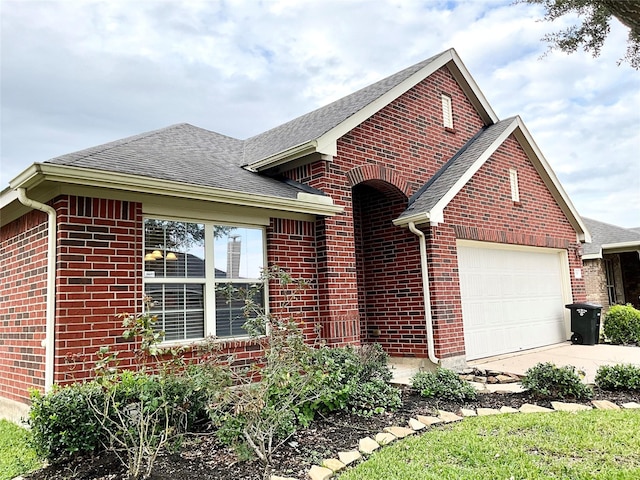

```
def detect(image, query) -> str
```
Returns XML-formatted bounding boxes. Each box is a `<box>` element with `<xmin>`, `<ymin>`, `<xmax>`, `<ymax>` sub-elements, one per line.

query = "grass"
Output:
<box><xmin>0</xmin><ymin>420</ymin><xmax>42</xmax><ymax>480</ymax></box>
<box><xmin>339</xmin><ymin>410</ymin><xmax>640</xmax><ymax>480</ymax></box>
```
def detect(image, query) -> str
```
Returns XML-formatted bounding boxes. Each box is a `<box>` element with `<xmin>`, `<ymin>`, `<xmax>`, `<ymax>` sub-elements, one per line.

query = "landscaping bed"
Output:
<box><xmin>22</xmin><ymin>386</ymin><xmax>640</xmax><ymax>480</ymax></box>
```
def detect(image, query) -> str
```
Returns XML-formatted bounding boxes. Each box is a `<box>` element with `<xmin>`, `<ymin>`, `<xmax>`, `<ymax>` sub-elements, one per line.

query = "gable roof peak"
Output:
<box><xmin>244</xmin><ymin>48</ymin><xmax>498</xmax><ymax>172</ymax></box>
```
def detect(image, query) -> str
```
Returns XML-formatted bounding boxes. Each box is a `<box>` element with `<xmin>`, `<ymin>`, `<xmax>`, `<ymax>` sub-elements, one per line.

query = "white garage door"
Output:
<box><xmin>457</xmin><ymin>241</ymin><xmax>569</xmax><ymax>361</ymax></box>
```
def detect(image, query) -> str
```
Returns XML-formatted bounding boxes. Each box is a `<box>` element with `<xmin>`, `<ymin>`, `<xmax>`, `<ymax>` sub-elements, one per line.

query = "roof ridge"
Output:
<box><xmin>47</xmin><ymin>123</ymin><xmax>194</xmax><ymax>164</ymax></box>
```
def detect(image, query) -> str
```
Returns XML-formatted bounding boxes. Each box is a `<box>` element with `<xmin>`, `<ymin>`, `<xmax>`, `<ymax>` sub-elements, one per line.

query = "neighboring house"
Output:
<box><xmin>582</xmin><ymin>218</ymin><xmax>640</xmax><ymax>310</ymax></box>
<box><xmin>0</xmin><ymin>48</ymin><xmax>590</xmax><ymax>419</ymax></box>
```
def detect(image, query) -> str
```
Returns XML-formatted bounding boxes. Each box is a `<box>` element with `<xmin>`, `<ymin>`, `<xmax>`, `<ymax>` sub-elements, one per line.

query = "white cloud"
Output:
<box><xmin>1</xmin><ymin>0</ymin><xmax>638</xmax><ymax>227</ymax></box>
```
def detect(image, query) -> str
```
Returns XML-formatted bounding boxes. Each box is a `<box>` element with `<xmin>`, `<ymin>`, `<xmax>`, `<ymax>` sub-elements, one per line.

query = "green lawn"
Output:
<box><xmin>0</xmin><ymin>420</ymin><xmax>42</xmax><ymax>480</ymax></box>
<box><xmin>339</xmin><ymin>410</ymin><xmax>640</xmax><ymax>480</ymax></box>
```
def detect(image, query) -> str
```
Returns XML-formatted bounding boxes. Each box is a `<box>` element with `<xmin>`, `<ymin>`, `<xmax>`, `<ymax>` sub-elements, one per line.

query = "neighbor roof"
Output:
<box><xmin>582</xmin><ymin>218</ymin><xmax>640</xmax><ymax>259</ymax></box>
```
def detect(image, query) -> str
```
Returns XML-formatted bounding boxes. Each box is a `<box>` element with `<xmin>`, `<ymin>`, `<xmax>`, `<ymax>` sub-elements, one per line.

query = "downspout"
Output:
<box><xmin>16</xmin><ymin>188</ymin><xmax>56</xmax><ymax>392</ymax></box>
<box><xmin>408</xmin><ymin>222</ymin><xmax>439</xmax><ymax>365</ymax></box>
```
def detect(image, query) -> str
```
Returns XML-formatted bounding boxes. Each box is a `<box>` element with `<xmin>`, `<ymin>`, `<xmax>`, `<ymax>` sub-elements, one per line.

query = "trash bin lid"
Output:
<box><xmin>565</xmin><ymin>302</ymin><xmax>602</xmax><ymax>309</ymax></box>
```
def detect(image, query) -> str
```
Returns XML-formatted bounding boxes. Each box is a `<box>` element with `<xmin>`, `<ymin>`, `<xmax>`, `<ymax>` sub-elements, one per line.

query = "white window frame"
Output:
<box><xmin>441</xmin><ymin>94</ymin><xmax>453</xmax><ymax>129</ymax></box>
<box><xmin>143</xmin><ymin>216</ymin><xmax>267</xmax><ymax>344</ymax></box>
<box><xmin>509</xmin><ymin>168</ymin><xmax>520</xmax><ymax>202</ymax></box>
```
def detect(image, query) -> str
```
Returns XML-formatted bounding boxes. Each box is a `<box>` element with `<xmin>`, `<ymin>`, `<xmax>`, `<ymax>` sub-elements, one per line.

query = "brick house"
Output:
<box><xmin>0</xmin><ymin>49</ymin><xmax>590</xmax><ymax>419</ymax></box>
<box><xmin>582</xmin><ymin>218</ymin><xmax>640</xmax><ymax>311</ymax></box>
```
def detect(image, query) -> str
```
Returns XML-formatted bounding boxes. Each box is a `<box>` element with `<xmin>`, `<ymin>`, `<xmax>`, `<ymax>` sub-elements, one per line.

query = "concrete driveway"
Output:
<box><xmin>470</xmin><ymin>342</ymin><xmax>640</xmax><ymax>384</ymax></box>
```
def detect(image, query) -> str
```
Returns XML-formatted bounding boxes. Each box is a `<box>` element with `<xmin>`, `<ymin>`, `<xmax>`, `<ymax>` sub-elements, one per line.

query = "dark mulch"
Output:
<box><xmin>24</xmin><ymin>387</ymin><xmax>640</xmax><ymax>480</ymax></box>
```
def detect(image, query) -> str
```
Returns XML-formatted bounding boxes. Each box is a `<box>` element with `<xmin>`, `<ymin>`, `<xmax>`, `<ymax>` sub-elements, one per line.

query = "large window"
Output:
<box><xmin>143</xmin><ymin>219</ymin><xmax>265</xmax><ymax>342</ymax></box>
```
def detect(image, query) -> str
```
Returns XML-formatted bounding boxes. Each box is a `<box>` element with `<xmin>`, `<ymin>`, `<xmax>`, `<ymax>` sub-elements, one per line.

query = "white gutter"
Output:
<box><xmin>16</xmin><ymin>188</ymin><xmax>56</xmax><ymax>392</ymax></box>
<box><xmin>408</xmin><ymin>222</ymin><xmax>439</xmax><ymax>365</ymax></box>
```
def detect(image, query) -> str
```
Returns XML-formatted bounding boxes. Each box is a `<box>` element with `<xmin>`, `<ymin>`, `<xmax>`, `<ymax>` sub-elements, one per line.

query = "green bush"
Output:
<box><xmin>28</xmin><ymin>382</ymin><xmax>105</xmax><ymax>460</ymax></box>
<box><xmin>411</xmin><ymin>368</ymin><xmax>477</xmax><ymax>402</ymax></box>
<box><xmin>28</xmin><ymin>365</ymin><xmax>227</xmax><ymax>462</ymax></box>
<box><xmin>521</xmin><ymin>362</ymin><xmax>592</xmax><ymax>400</ymax></box>
<box><xmin>603</xmin><ymin>304</ymin><xmax>640</xmax><ymax>345</ymax></box>
<box><xmin>595</xmin><ymin>364</ymin><xmax>640</xmax><ymax>391</ymax></box>
<box><xmin>310</xmin><ymin>343</ymin><xmax>400</xmax><ymax>416</ymax></box>
<box><xmin>347</xmin><ymin>378</ymin><xmax>402</xmax><ymax>417</ymax></box>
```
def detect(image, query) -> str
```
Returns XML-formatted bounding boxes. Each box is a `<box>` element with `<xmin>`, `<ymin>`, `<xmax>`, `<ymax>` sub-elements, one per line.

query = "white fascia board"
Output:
<box><xmin>392</xmin><ymin>212</ymin><xmax>431</xmax><ymax>227</ymax></box>
<box><xmin>10</xmin><ymin>163</ymin><xmax>344</xmax><ymax>217</ymax></box>
<box><xmin>429</xmin><ymin>118</ymin><xmax>518</xmax><ymax>223</ymax></box>
<box><xmin>315</xmin><ymin>50</ymin><xmax>458</xmax><ymax>154</ymax></box>
<box><xmin>582</xmin><ymin>252</ymin><xmax>603</xmax><ymax>260</ymax></box>
<box><xmin>446</xmin><ymin>49</ymin><xmax>499</xmax><ymax>125</ymax></box>
<box><xmin>512</xmin><ymin>117</ymin><xmax>591</xmax><ymax>243</ymax></box>
<box><xmin>601</xmin><ymin>241</ymin><xmax>640</xmax><ymax>253</ymax></box>
<box><xmin>251</xmin><ymin>48</ymin><xmax>500</xmax><ymax>173</ymax></box>
<box><xmin>0</xmin><ymin>187</ymin><xmax>19</xmax><ymax>209</ymax></box>
<box><xmin>245</xmin><ymin>142</ymin><xmax>319</xmax><ymax>172</ymax></box>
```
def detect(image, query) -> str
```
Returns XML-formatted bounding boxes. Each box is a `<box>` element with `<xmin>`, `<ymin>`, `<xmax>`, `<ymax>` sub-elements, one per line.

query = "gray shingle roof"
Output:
<box><xmin>582</xmin><ymin>217</ymin><xmax>640</xmax><ymax>256</ymax></box>
<box><xmin>397</xmin><ymin>117</ymin><xmax>516</xmax><ymax>221</ymax></box>
<box><xmin>243</xmin><ymin>52</ymin><xmax>443</xmax><ymax>164</ymax></box>
<box><xmin>44</xmin><ymin>52</ymin><xmax>453</xmax><ymax>200</ymax></box>
<box><xmin>46</xmin><ymin>123</ymin><xmax>303</xmax><ymax>199</ymax></box>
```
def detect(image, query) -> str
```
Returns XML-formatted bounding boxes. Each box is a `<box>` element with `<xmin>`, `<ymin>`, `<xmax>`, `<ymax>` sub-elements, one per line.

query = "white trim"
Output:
<box><xmin>441</xmin><ymin>94</ymin><xmax>453</xmax><ymax>129</ymax></box>
<box><xmin>249</xmin><ymin>48</ymin><xmax>499</xmax><ymax>172</ymax></box>
<box><xmin>429</xmin><ymin>118</ymin><xmax>518</xmax><ymax>223</ymax></box>
<box><xmin>142</xmin><ymin>217</ymin><xmax>267</xmax><ymax>344</ymax></box>
<box><xmin>9</xmin><ymin>163</ymin><xmax>343</xmax><ymax>218</ymax></box>
<box><xmin>393</xmin><ymin>116</ymin><xmax>590</xmax><ymax>243</ymax></box>
<box><xmin>509</xmin><ymin>168</ymin><xmax>520</xmax><ymax>202</ymax></box>
<box><xmin>511</xmin><ymin>117</ymin><xmax>590</xmax><ymax>243</ymax></box>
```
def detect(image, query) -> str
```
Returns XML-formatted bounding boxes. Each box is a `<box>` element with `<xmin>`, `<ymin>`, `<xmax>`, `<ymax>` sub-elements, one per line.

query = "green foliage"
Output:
<box><xmin>595</xmin><ymin>363</ymin><xmax>640</xmax><ymax>391</ymax></box>
<box><xmin>522</xmin><ymin>362</ymin><xmax>592</xmax><ymax>400</ymax></box>
<box><xmin>411</xmin><ymin>368</ymin><xmax>478</xmax><ymax>402</ymax></box>
<box><xmin>603</xmin><ymin>304</ymin><xmax>640</xmax><ymax>345</ymax></box>
<box><xmin>520</xmin><ymin>0</ymin><xmax>640</xmax><ymax>69</ymax></box>
<box><xmin>210</xmin><ymin>267</ymin><xmax>401</xmax><ymax>467</ymax></box>
<box><xmin>347</xmin><ymin>378</ymin><xmax>402</xmax><ymax>417</ymax></box>
<box><xmin>0</xmin><ymin>420</ymin><xmax>42</xmax><ymax>480</ymax></box>
<box><xmin>310</xmin><ymin>343</ymin><xmax>399</xmax><ymax>416</ymax></box>
<box><xmin>28</xmin><ymin>382</ymin><xmax>105</xmax><ymax>460</ymax></box>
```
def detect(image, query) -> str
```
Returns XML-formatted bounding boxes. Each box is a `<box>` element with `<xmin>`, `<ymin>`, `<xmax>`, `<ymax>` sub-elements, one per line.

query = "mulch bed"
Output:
<box><xmin>22</xmin><ymin>386</ymin><xmax>640</xmax><ymax>480</ymax></box>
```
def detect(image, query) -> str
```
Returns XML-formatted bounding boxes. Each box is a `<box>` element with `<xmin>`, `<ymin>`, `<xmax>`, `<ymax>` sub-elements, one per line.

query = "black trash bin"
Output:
<box><xmin>565</xmin><ymin>303</ymin><xmax>602</xmax><ymax>345</ymax></box>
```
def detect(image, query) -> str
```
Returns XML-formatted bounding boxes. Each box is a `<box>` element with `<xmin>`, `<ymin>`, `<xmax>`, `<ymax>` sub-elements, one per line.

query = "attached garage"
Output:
<box><xmin>457</xmin><ymin>240</ymin><xmax>571</xmax><ymax>360</ymax></box>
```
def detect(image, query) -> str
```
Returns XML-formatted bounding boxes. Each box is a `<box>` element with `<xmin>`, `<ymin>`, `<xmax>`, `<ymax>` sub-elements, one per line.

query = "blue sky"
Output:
<box><xmin>1</xmin><ymin>0</ymin><xmax>638</xmax><ymax>227</ymax></box>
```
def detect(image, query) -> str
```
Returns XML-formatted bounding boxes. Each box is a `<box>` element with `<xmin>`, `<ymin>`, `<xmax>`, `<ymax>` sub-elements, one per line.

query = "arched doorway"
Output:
<box><xmin>352</xmin><ymin>180</ymin><xmax>426</xmax><ymax>356</ymax></box>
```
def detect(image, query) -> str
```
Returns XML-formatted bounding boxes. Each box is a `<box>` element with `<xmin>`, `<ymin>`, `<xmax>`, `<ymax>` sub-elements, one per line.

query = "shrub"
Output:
<box><xmin>521</xmin><ymin>362</ymin><xmax>592</xmax><ymax>400</ymax></box>
<box><xmin>347</xmin><ymin>378</ymin><xmax>402</xmax><ymax>417</ymax></box>
<box><xmin>603</xmin><ymin>304</ymin><xmax>640</xmax><ymax>345</ymax></box>
<box><xmin>28</xmin><ymin>382</ymin><xmax>105</xmax><ymax>460</ymax></box>
<box><xmin>595</xmin><ymin>364</ymin><xmax>640</xmax><ymax>391</ymax></box>
<box><xmin>411</xmin><ymin>368</ymin><xmax>477</xmax><ymax>402</ymax></box>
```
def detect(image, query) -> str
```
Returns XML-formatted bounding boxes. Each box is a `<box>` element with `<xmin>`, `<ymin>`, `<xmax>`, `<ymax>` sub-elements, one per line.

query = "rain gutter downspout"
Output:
<box><xmin>16</xmin><ymin>188</ymin><xmax>56</xmax><ymax>392</ymax></box>
<box><xmin>408</xmin><ymin>222</ymin><xmax>439</xmax><ymax>365</ymax></box>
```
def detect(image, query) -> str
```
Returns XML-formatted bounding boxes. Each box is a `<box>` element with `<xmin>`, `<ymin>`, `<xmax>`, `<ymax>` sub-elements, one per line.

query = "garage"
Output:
<box><xmin>457</xmin><ymin>241</ymin><xmax>571</xmax><ymax>360</ymax></box>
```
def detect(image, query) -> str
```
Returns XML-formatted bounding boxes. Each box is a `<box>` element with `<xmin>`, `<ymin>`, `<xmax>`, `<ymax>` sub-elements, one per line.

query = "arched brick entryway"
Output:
<box><xmin>351</xmin><ymin>179</ymin><xmax>427</xmax><ymax>357</ymax></box>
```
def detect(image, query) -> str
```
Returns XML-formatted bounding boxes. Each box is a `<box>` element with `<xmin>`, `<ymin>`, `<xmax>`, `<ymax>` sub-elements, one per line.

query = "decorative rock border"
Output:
<box><xmin>269</xmin><ymin>400</ymin><xmax>640</xmax><ymax>480</ymax></box>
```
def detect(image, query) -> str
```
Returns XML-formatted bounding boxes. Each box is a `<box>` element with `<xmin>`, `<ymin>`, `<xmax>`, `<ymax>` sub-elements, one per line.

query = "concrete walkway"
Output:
<box><xmin>470</xmin><ymin>342</ymin><xmax>640</xmax><ymax>384</ymax></box>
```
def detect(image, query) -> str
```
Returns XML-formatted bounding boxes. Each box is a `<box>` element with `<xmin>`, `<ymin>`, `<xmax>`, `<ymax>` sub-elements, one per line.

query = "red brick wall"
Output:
<box><xmin>266</xmin><ymin>218</ymin><xmax>321</xmax><ymax>343</ymax></box>
<box><xmin>353</xmin><ymin>183</ymin><xmax>426</xmax><ymax>356</ymax></box>
<box><xmin>285</xmin><ymin>66</ymin><xmax>486</xmax><ymax>353</ymax></box>
<box><xmin>0</xmin><ymin>211</ymin><xmax>49</xmax><ymax>403</ymax></box>
<box><xmin>424</xmin><ymin>135</ymin><xmax>586</xmax><ymax>358</ymax></box>
<box><xmin>284</xmin><ymin>66</ymin><xmax>585</xmax><ymax>360</ymax></box>
<box><xmin>54</xmin><ymin>195</ymin><xmax>143</xmax><ymax>383</ymax></box>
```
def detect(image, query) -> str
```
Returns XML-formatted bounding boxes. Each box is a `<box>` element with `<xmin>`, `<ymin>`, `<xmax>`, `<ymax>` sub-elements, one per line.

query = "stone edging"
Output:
<box><xmin>270</xmin><ymin>399</ymin><xmax>640</xmax><ymax>480</ymax></box>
